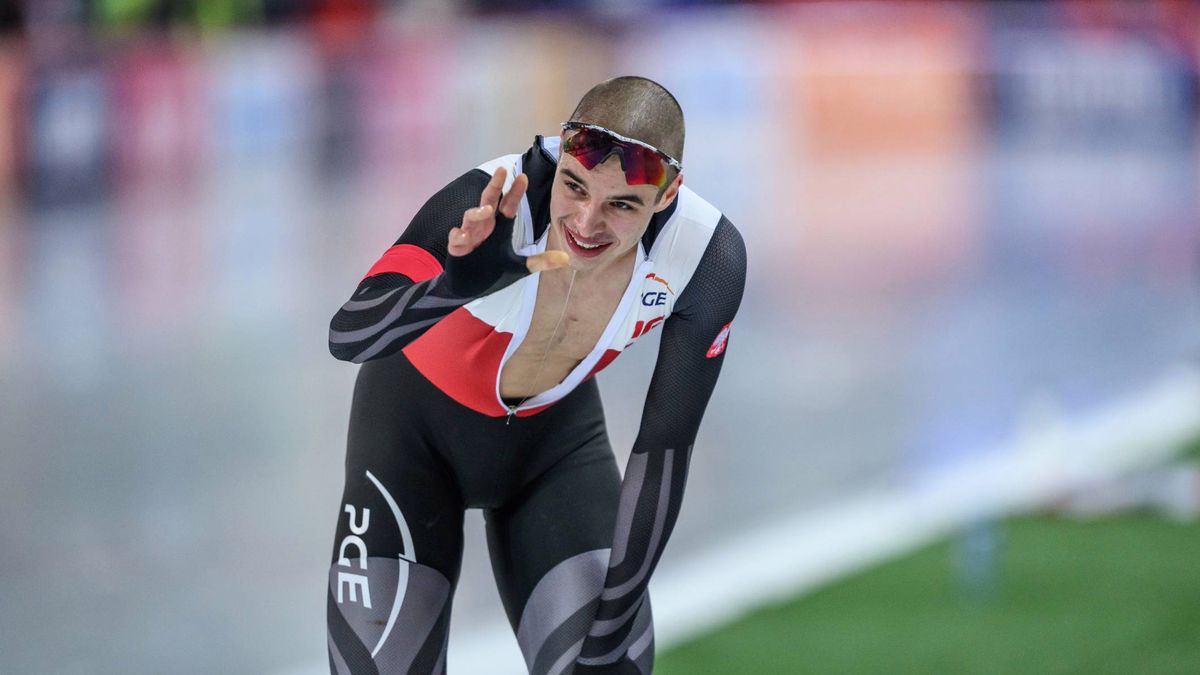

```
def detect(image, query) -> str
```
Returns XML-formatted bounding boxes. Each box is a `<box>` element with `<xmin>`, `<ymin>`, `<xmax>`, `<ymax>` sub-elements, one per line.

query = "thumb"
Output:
<box><xmin>525</xmin><ymin>250</ymin><xmax>570</xmax><ymax>273</ymax></box>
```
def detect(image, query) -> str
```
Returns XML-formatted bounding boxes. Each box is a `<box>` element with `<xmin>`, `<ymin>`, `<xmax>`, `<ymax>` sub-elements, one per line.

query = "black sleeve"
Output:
<box><xmin>328</xmin><ymin>168</ymin><xmax>532</xmax><ymax>363</ymax></box>
<box><xmin>576</xmin><ymin>216</ymin><xmax>748</xmax><ymax>668</ymax></box>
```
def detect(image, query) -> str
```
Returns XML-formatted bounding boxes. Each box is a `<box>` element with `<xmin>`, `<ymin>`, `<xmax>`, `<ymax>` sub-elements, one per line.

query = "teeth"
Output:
<box><xmin>569</xmin><ymin>230</ymin><xmax>604</xmax><ymax>250</ymax></box>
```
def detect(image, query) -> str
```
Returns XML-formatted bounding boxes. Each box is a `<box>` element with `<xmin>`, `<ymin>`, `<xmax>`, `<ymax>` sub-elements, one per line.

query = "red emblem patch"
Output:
<box><xmin>706</xmin><ymin>323</ymin><xmax>732</xmax><ymax>358</ymax></box>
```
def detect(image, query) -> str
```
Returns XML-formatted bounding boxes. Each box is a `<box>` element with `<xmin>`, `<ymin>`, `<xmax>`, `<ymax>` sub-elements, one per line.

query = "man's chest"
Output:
<box><xmin>511</xmin><ymin>270</ymin><xmax>627</xmax><ymax>365</ymax></box>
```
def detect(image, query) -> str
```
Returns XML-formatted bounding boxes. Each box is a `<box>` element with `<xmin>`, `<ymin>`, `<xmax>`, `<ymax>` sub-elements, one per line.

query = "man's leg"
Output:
<box><xmin>485</xmin><ymin>438</ymin><xmax>655</xmax><ymax>675</ymax></box>
<box><xmin>327</xmin><ymin>358</ymin><xmax>465</xmax><ymax>675</ymax></box>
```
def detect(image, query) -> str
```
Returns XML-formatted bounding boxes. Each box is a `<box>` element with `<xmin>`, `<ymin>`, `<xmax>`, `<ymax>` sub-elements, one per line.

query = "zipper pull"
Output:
<box><xmin>506</xmin><ymin>405</ymin><xmax>517</xmax><ymax>425</ymax></box>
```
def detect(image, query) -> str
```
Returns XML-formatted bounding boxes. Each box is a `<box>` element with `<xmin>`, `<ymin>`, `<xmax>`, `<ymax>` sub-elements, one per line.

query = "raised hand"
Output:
<box><xmin>447</xmin><ymin>167</ymin><xmax>569</xmax><ymax>273</ymax></box>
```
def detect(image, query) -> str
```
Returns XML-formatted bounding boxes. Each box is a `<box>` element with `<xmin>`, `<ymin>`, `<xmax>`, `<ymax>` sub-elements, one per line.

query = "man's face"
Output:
<box><xmin>549</xmin><ymin>145</ymin><xmax>681</xmax><ymax>272</ymax></box>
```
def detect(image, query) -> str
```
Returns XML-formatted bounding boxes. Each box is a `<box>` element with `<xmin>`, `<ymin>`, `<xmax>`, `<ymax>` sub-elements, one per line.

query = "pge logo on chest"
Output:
<box><xmin>641</xmin><ymin>291</ymin><xmax>668</xmax><ymax>307</ymax></box>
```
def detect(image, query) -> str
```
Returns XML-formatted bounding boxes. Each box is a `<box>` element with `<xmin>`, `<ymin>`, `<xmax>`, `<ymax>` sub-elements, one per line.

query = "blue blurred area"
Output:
<box><xmin>1</xmin><ymin>2</ymin><xmax>1199</xmax><ymax>674</ymax></box>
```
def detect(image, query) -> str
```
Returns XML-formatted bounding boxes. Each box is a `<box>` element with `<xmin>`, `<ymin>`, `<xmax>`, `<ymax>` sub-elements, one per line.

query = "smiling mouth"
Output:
<box><xmin>563</xmin><ymin>226</ymin><xmax>613</xmax><ymax>256</ymax></box>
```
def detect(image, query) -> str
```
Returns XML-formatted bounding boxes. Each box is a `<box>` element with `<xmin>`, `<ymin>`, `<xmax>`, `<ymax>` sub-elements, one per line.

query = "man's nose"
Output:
<box><xmin>574</xmin><ymin>201</ymin><xmax>603</xmax><ymax>236</ymax></box>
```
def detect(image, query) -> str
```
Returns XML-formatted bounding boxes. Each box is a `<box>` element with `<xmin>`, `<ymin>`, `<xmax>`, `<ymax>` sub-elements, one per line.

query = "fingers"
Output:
<box><xmin>449</xmin><ymin>204</ymin><xmax>495</xmax><ymax>256</ymax></box>
<box><xmin>498</xmin><ymin>172</ymin><xmax>527</xmax><ymax>218</ymax></box>
<box><xmin>461</xmin><ymin>203</ymin><xmax>494</xmax><ymax>238</ymax></box>
<box><xmin>447</xmin><ymin>227</ymin><xmax>471</xmax><ymax>256</ymax></box>
<box><xmin>525</xmin><ymin>250</ymin><xmax>570</xmax><ymax>273</ymax></box>
<box><xmin>480</xmin><ymin>166</ymin><xmax>528</xmax><ymax>218</ymax></box>
<box><xmin>452</xmin><ymin>166</ymin><xmax>526</xmax><ymax>257</ymax></box>
<box><xmin>479</xmin><ymin>167</ymin><xmax>506</xmax><ymax>209</ymax></box>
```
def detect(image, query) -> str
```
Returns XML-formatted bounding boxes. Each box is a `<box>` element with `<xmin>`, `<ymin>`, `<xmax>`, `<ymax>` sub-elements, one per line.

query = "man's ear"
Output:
<box><xmin>653</xmin><ymin>172</ymin><xmax>684</xmax><ymax>213</ymax></box>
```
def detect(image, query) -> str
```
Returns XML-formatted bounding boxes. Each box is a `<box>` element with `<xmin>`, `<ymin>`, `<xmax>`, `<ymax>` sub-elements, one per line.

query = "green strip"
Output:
<box><xmin>659</xmin><ymin>514</ymin><xmax>1200</xmax><ymax>674</ymax></box>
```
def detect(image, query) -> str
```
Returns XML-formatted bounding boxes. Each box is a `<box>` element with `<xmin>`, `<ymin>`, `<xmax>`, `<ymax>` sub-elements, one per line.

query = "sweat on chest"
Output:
<box><xmin>522</xmin><ymin>267</ymin><xmax>679</xmax><ymax>358</ymax></box>
<box><xmin>522</xmin><ymin>283</ymin><xmax>621</xmax><ymax>359</ymax></box>
<box><xmin>520</xmin><ymin>310</ymin><xmax>605</xmax><ymax>360</ymax></box>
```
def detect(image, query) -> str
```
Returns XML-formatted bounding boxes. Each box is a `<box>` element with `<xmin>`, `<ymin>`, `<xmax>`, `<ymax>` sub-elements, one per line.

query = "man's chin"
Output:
<box><xmin>566</xmin><ymin>252</ymin><xmax>602</xmax><ymax>270</ymax></box>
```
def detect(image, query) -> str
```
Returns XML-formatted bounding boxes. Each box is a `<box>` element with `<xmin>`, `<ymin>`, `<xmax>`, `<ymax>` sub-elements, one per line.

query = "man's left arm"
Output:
<box><xmin>576</xmin><ymin>216</ymin><xmax>747</xmax><ymax>669</ymax></box>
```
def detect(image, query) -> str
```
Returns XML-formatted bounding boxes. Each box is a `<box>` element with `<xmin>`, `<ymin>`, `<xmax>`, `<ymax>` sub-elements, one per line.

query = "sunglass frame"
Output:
<box><xmin>559</xmin><ymin>122</ymin><xmax>683</xmax><ymax>172</ymax></box>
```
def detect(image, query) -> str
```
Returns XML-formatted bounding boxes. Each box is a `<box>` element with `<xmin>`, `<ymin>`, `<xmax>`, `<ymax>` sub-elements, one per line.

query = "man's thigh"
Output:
<box><xmin>327</xmin><ymin>357</ymin><xmax>465</xmax><ymax>675</ymax></box>
<box><xmin>486</xmin><ymin>436</ymin><xmax>655</xmax><ymax>674</ymax></box>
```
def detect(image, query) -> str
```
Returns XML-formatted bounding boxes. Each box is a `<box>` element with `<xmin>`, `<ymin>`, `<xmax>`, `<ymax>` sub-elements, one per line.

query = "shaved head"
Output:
<box><xmin>568</xmin><ymin>76</ymin><xmax>685</xmax><ymax>163</ymax></box>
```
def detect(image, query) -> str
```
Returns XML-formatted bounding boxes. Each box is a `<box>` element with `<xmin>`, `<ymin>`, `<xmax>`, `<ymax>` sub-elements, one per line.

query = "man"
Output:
<box><xmin>326</xmin><ymin>76</ymin><xmax>746</xmax><ymax>674</ymax></box>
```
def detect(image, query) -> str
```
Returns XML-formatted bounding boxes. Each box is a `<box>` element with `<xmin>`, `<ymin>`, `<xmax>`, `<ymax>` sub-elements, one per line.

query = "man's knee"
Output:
<box><xmin>512</xmin><ymin>550</ymin><xmax>656</xmax><ymax>675</ymax></box>
<box><xmin>327</xmin><ymin>470</ymin><xmax>458</xmax><ymax>674</ymax></box>
<box><xmin>575</xmin><ymin>593</ymin><xmax>655</xmax><ymax>675</ymax></box>
<box><xmin>511</xmin><ymin>548</ymin><xmax>609</xmax><ymax>674</ymax></box>
<box><xmin>327</xmin><ymin>556</ymin><xmax>452</xmax><ymax>674</ymax></box>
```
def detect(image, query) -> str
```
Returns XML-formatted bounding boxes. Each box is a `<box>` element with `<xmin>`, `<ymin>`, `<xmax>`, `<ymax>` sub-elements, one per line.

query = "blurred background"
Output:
<box><xmin>1</xmin><ymin>0</ymin><xmax>1199</xmax><ymax>673</ymax></box>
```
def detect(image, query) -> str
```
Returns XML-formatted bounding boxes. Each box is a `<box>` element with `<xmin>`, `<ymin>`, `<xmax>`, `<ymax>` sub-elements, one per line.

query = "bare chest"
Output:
<box><xmin>499</xmin><ymin>270</ymin><xmax>629</xmax><ymax>399</ymax></box>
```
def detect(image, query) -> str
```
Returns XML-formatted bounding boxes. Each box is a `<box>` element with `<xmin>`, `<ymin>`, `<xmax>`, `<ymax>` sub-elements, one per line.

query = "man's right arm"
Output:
<box><xmin>328</xmin><ymin>169</ymin><xmax>490</xmax><ymax>363</ymax></box>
